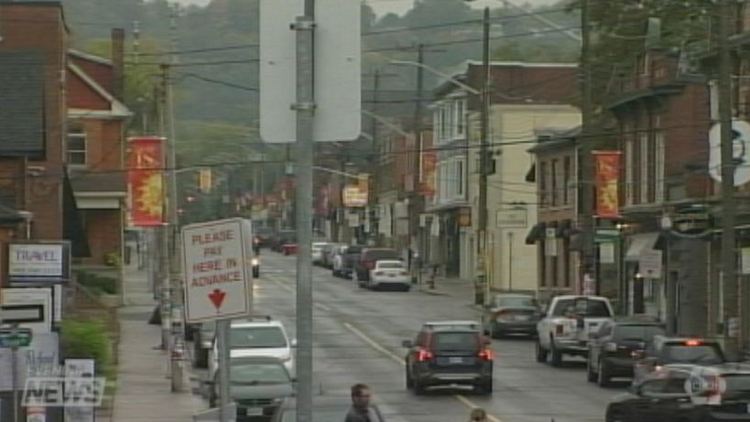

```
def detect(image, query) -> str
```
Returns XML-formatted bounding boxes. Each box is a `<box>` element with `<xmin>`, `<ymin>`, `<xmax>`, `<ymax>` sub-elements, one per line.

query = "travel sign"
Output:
<box><xmin>181</xmin><ymin>218</ymin><xmax>252</xmax><ymax>323</ymax></box>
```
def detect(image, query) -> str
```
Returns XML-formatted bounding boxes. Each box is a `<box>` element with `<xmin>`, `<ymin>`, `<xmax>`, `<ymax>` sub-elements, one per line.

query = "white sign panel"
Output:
<box><xmin>1</xmin><ymin>288</ymin><xmax>52</xmax><ymax>333</ymax></box>
<box><xmin>599</xmin><ymin>242</ymin><xmax>616</xmax><ymax>264</ymax></box>
<box><xmin>639</xmin><ymin>249</ymin><xmax>663</xmax><ymax>279</ymax></box>
<box><xmin>708</xmin><ymin>119</ymin><xmax>750</xmax><ymax>186</ymax></box>
<box><xmin>64</xmin><ymin>359</ymin><xmax>95</xmax><ymax>422</ymax></box>
<box><xmin>742</xmin><ymin>247</ymin><xmax>750</xmax><ymax>275</ymax></box>
<box><xmin>0</xmin><ymin>332</ymin><xmax>58</xmax><ymax>391</ymax></box>
<box><xmin>9</xmin><ymin>244</ymin><xmax>64</xmax><ymax>279</ymax></box>
<box><xmin>496</xmin><ymin>209</ymin><xmax>527</xmax><ymax>228</ymax></box>
<box><xmin>259</xmin><ymin>0</ymin><xmax>361</xmax><ymax>143</ymax></box>
<box><xmin>182</xmin><ymin>219</ymin><xmax>251</xmax><ymax>323</ymax></box>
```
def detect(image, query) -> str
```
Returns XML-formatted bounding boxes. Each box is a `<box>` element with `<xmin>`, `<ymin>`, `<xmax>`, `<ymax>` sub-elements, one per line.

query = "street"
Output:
<box><xmin>214</xmin><ymin>252</ymin><xmax>619</xmax><ymax>422</ymax></box>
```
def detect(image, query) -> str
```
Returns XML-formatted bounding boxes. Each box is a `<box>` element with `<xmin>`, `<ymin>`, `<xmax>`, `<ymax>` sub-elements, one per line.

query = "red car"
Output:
<box><xmin>281</xmin><ymin>243</ymin><xmax>298</xmax><ymax>255</ymax></box>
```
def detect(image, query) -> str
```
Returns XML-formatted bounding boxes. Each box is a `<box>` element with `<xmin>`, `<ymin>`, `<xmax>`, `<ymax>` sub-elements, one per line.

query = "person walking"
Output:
<box><xmin>468</xmin><ymin>408</ymin><xmax>488</xmax><ymax>422</ymax></box>
<box><xmin>345</xmin><ymin>383</ymin><xmax>384</xmax><ymax>422</ymax></box>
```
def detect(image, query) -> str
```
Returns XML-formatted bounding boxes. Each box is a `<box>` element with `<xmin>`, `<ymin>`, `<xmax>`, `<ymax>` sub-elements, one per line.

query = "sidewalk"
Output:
<box><xmin>416</xmin><ymin>272</ymin><xmax>482</xmax><ymax>308</ymax></box>
<box><xmin>109</xmin><ymin>264</ymin><xmax>203</xmax><ymax>422</ymax></box>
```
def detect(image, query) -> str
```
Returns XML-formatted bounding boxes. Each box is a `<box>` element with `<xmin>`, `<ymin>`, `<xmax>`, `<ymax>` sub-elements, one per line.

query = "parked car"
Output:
<box><xmin>365</xmin><ymin>259</ymin><xmax>411</xmax><ymax>291</ymax></box>
<box><xmin>209</xmin><ymin>356</ymin><xmax>295</xmax><ymax>420</ymax></box>
<box><xmin>535</xmin><ymin>295</ymin><xmax>615</xmax><ymax>367</ymax></box>
<box><xmin>271</xmin><ymin>396</ymin><xmax>385</xmax><ymax>422</ymax></box>
<box><xmin>632</xmin><ymin>335</ymin><xmax>726</xmax><ymax>385</ymax></box>
<box><xmin>209</xmin><ymin>316</ymin><xmax>296</xmax><ymax>383</ymax></box>
<box><xmin>281</xmin><ymin>243</ymin><xmax>298</xmax><ymax>255</ymax></box>
<box><xmin>271</xmin><ymin>230</ymin><xmax>296</xmax><ymax>252</ymax></box>
<box><xmin>311</xmin><ymin>242</ymin><xmax>328</xmax><ymax>265</ymax></box>
<box><xmin>606</xmin><ymin>363</ymin><xmax>750</xmax><ymax>422</ymax></box>
<box><xmin>586</xmin><ymin>318</ymin><xmax>665</xmax><ymax>386</ymax></box>
<box><xmin>481</xmin><ymin>293</ymin><xmax>542</xmax><ymax>338</ymax></box>
<box><xmin>320</xmin><ymin>243</ymin><xmax>342</xmax><ymax>269</ymax></box>
<box><xmin>402</xmin><ymin>320</ymin><xmax>494</xmax><ymax>395</ymax></box>
<box><xmin>355</xmin><ymin>248</ymin><xmax>401</xmax><ymax>285</ymax></box>
<box><xmin>335</xmin><ymin>245</ymin><xmax>363</xmax><ymax>279</ymax></box>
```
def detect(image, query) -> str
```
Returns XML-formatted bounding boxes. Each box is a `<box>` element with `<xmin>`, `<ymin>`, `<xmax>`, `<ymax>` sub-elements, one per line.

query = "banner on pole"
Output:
<box><xmin>127</xmin><ymin>137</ymin><xmax>165</xmax><ymax>227</ymax></box>
<box><xmin>593</xmin><ymin>151</ymin><xmax>622</xmax><ymax>219</ymax></box>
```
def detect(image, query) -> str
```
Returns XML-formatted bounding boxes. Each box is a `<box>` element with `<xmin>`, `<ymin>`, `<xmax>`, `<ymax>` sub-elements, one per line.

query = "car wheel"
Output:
<box><xmin>549</xmin><ymin>340</ymin><xmax>563</xmax><ymax>367</ymax></box>
<box><xmin>402</xmin><ymin>285</ymin><xmax>411</xmax><ymax>292</ymax></box>
<box><xmin>405</xmin><ymin>370</ymin><xmax>414</xmax><ymax>389</ymax></box>
<box><xmin>535</xmin><ymin>340</ymin><xmax>548</xmax><ymax>363</ymax></box>
<box><xmin>586</xmin><ymin>354</ymin><xmax>597</xmax><ymax>382</ymax></box>
<box><xmin>605</xmin><ymin>407</ymin><xmax>628</xmax><ymax>422</ymax></box>
<box><xmin>478</xmin><ymin>379</ymin><xmax>493</xmax><ymax>395</ymax></box>
<box><xmin>597</xmin><ymin>359</ymin><xmax>611</xmax><ymax>387</ymax></box>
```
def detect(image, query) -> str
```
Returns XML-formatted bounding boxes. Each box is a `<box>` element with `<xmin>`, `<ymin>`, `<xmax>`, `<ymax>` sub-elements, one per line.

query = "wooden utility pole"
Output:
<box><xmin>717</xmin><ymin>0</ymin><xmax>739</xmax><ymax>354</ymax></box>
<box><xmin>579</xmin><ymin>0</ymin><xmax>596</xmax><ymax>295</ymax></box>
<box><xmin>476</xmin><ymin>6</ymin><xmax>491</xmax><ymax>304</ymax></box>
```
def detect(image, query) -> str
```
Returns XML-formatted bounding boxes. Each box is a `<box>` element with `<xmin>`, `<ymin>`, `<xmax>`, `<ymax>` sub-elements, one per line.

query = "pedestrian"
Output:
<box><xmin>468</xmin><ymin>408</ymin><xmax>487</xmax><ymax>422</ymax></box>
<box><xmin>345</xmin><ymin>383</ymin><xmax>384</xmax><ymax>422</ymax></box>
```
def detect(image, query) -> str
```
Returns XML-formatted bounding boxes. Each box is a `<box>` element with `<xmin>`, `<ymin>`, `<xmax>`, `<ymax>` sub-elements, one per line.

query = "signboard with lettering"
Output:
<box><xmin>1</xmin><ymin>288</ymin><xmax>52</xmax><ymax>333</ymax></box>
<box><xmin>0</xmin><ymin>332</ymin><xmax>58</xmax><ymax>391</ymax></box>
<box><xmin>182</xmin><ymin>218</ymin><xmax>252</xmax><ymax>323</ymax></box>
<box><xmin>8</xmin><ymin>242</ymin><xmax>70</xmax><ymax>285</ymax></box>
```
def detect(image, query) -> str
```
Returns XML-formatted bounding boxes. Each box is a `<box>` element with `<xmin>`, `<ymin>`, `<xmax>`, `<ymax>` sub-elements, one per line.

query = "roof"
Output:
<box><xmin>422</xmin><ymin>321</ymin><xmax>482</xmax><ymax>331</ymax></box>
<box><xmin>0</xmin><ymin>200</ymin><xmax>23</xmax><ymax>224</ymax></box>
<box><xmin>0</xmin><ymin>1</ymin><xmax>69</xmax><ymax>32</ymax></box>
<box><xmin>0</xmin><ymin>51</ymin><xmax>45</xmax><ymax>156</ymax></box>
<box><xmin>68</xmin><ymin>49</ymin><xmax>112</xmax><ymax>66</ymax></box>
<box><xmin>68</xmin><ymin>62</ymin><xmax>131</xmax><ymax>118</ymax></box>
<box><xmin>70</xmin><ymin>172</ymin><xmax>126</xmax><ymax>194</ymax></box>
<box><xmin>528</xmin><ymin>126</ymin><xmax>581</xmax><ymax>153</ymax></box>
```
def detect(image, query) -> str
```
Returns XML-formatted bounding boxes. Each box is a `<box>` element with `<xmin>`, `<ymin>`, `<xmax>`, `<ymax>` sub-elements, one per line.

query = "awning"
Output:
<box><xmin>525</xmin><ymin>222</ymin><xmax>546</xmax><ymax>245</ymax></box>
<box><xmin>625</xmin><ymin>232</ymin><xmax>660</xmax><ymax>262</ymax></box>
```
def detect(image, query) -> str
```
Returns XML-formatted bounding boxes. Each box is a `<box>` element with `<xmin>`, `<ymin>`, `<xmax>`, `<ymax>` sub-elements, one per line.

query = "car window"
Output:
<box><xmin>432</xmin><ymin>332</ymin><xmax>479</xmax><ymax>352</ymax></box>
<box><xmin>552</xmin><ymin>298</ymin><xmax>612</xmax><ymax>317</ymax></box>
<box><xmin>377</xmin><ymin>262</ymin><xmax>403</xmax><ymax>269</ymax></box>
<box><xmin>495</xmin><ymin>296</ymin><xmax>537</xmax><ymax>308</ymax></box>
<box><xmin>230</xmin><ymin>363</ymin><xmax>290</xmax><ymax>383</ymax></box>
<box><xmin>721</xmin><ymin>374</ymin><xmax>750</xmax><ymax>398</ymax></box>
<box><xmin>231</xmin><ymin>327</ymin><xmax>288</xmax><ymax>349</ymax></box>
<box><xmin>365</xmin><ymin>250</ymin><xmax>399</xmax><ymax>260</ymax></box>
<box><xmin>662</xmin><ymin>343</ymin><xmax>724</xmax><ymax>364</ymax></box>
<box><xmin>614</xmin><ymin>325</ymin><xmax>665</xmax><ymax>342</ymax></box>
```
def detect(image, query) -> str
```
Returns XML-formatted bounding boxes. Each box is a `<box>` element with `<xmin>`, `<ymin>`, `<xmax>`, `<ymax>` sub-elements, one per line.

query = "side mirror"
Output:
<box><xmin>291</xmin><ymin>338</ymin><xmax>298</xmax><ymax>347</ymax></box>
<box><xmin>402</xmin><ymin>340</ymin><xmax>413</xmax><ymax>348</ymax></box>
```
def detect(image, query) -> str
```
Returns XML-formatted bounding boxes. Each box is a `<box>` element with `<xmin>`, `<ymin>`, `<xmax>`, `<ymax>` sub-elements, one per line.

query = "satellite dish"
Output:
<box><xmin>708</xmin><ymin>119</ymin><xmax>750</xmax><ymax>186</ymax></box>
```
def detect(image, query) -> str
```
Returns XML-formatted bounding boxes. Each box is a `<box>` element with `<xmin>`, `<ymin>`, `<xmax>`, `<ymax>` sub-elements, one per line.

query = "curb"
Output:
<box><xmin>418</xmin><ymin>288</ymin><xmax>448</xmax><ymax>296</ymax></box>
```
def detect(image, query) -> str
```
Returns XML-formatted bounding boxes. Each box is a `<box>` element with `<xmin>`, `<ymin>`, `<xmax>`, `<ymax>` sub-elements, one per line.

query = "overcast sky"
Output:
<box><xmin>175</xmin><ymin>0</ymin><xmax>560</xmax><ymax>16</ymax></box>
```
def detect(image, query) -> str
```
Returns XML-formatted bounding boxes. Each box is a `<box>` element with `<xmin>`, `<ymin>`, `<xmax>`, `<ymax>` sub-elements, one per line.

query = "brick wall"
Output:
<box><xmin>82</xmin><ymin>209</ymin><xmax>122</xmax><ymax>265</ymax></box>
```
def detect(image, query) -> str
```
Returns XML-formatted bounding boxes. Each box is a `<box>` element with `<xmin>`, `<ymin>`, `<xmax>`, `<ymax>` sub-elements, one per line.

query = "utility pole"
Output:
<box><xmin>476</xmin><ymin>6</ymin><xmax>491</xmax><ymax>305</ymax></box>
<box><xmin>579</xmin><ymin>0</ymin><xmax>596</xmax><ymax>296</ymax></box>
<box><xmin>412</xmin><ymin>44</ymin><xmax>425</xmax><ymax>273</ymax></box>
<box><xmin>717</xmin><ymin>0</ymin><xmax>739</xmax><ymax>355</ymax></box>
<box><xmin>157</xmin><ymin>66</ymin><xmax>172</xmax><ymax>354</ymax></box>
<box><xmin>293</xmin><ymin>0</ymin><xmax>315</xmax><ymax>420</ymax></box>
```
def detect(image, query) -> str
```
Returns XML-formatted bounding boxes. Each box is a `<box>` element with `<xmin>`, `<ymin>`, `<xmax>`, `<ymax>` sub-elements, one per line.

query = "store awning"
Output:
<box><xmin>625</xmin><ymin>232</ymin><xmax>660</xmax><ymax>262</ymax></box>
<box><xmin>525</xmin><ymin>222</ymin><xmax>546</xmax><ymax>245</ymax></box>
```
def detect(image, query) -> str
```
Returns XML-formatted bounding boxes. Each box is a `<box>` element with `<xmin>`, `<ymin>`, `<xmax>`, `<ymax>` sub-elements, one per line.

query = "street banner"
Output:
<box><xmin>593</xmin><ymin>151</ymin><xmax>621</xmax><ymax>219</ymax></box>
<box><xmin>127</xmin><ymin>137</ymin><xmax>164</xmax><ymax>227</ymax></box>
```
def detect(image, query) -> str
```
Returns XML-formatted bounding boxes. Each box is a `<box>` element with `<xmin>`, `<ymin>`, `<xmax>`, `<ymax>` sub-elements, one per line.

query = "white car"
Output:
<box><xmin>312</xmin><ymin>242</ymin><xmax>328</xmax><ymax>265</ymax></box>
<box><xmin>366</xmin><ymin>260</ymin><xmax>411</xmax><ymax>291</ymax></box>
<box><xmin>208</xmin><ymin>317</ymin><xmax>296</xmax><ymax>382</ymax></box>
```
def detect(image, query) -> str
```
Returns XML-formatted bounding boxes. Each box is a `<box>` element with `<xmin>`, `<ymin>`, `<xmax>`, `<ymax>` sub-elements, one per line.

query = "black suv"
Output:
<box><xmin>402</xmin><ymin>321</ymin><xmax>494</xmax><ymax>395</ymax></box>
<box><xmin>586</xmin><ymin>318</ymin><xmax>665</xmax><ymax>386</ymax></box>
<box><xmin>633</xmin><ymin>336</ymin><xmax>727</xmax><ymax>384</ymax></box>
<box><xmin>355</xmin><ymin>248</ymin><xmax>400</xmax><ymax>284</ymax></box>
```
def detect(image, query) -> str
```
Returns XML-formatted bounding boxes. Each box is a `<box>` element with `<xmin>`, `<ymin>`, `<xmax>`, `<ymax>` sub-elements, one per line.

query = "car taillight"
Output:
<box><xmin>478</xmin><ymin>348</ymin><xmax>494</xmax><ymax>361</ymax></box>
<box><xmin>685</xmin><ymin>339</ymin><xmax>702</xmax><ymax>346</ymax></box>
<box><xmin>555</xmin><ymin>324</ymin><xmax>564</xmax><ymax>335</ymax></box>
<box><xmin>603</xmin><ymin>342</ymin><xmax>618</xmax><ymax>352</ymax></box>
<box><xmin>417</xmin><ymin>349</ymin><xmax>433</xmax><ymax>362</ymax></box>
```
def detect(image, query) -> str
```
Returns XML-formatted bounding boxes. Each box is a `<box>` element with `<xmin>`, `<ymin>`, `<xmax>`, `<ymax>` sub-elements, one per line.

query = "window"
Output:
<box><xmin>455</xmin><ymin>99</ymin><xmax>466</xmax><ymax>138</ymax></box>
<box><xmin>230</xmin><ymin>327</ymin><xmax>287</xmax><ymax>349</ymax></box>
<box><xmin>539</xmin><ymin>161</ymin><xmax>548</xmax><ymax>207</ymax></box>
<box><xmin>67</xmin><ymin>126</ymin><xmax>87</xmax><ymax>166</ymax></box>
<box><xmin>655</xmin><ymin>131</ymin><xmax>665</xmax><ymax>202</ymax></box>
<box><xmin>551</xmin><ymin>159</ymin><xmax>559</xmax><ymax>206</ymax></box>
<box><xmin>624</xmin><ymin>126</ymin><xmax>634</xmax><ymax>206</ymax></box>
<box><xmin>639</xmin><ymin>132</ymin><xmax>649</xmax><ymax>204</ymax></box>
<box><xmin>563</xmin><ymin>156</ymin><xmax>571</xmax><ymax>205</ymax></box>
<box><xmin>457</xmin><ymin>159</ymin><xmax>464</xmax><ymax>197</ymax></box>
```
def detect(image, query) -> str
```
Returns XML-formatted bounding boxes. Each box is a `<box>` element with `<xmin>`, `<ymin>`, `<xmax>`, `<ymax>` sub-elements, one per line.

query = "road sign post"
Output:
<box><xmin>182</xmin><ymin>218</ymin><xmax>252</xmax><ymax>422</ymax></box>
<box><xmin>0</xmin><ymin>325</ymin><xmax>31</xmax><ymax>422</ymax></box>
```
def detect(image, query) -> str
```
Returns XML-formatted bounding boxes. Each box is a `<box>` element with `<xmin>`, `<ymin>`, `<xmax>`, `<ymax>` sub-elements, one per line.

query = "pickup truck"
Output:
<box><xmin>535</xmin><ymin>295</ymin><xmax>614</xmax><ymax>367</ymax></box>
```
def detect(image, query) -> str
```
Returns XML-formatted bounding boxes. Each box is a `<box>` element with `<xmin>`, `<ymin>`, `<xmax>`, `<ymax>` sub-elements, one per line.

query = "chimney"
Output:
<box><xmin>111</xmin><ymin>28</ymin><xmax>125</xmax><ymax>101</ymax></box>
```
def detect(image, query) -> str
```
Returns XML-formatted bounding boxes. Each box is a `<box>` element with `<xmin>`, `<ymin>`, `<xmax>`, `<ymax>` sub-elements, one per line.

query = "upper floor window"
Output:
<box><xmin>67</xmin><ymin>124</ymin><xmax>87</xmax><ymax>166</ymax></box>
<box><xmin>432</xmin><ymin>98</ymin><xmax>467</xmax><ymax>144</ymax></box>
<box><xmin>563</xmin><ymin>156</ymin><xmax>571</xmax><ymax>206</ymax></box>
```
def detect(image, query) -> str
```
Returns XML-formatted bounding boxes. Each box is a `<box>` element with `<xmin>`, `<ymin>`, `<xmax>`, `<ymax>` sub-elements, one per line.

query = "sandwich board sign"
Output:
<box><xmin>182</xmin><ymin>218</ymin><xmax>251</xmax><ymax>323</ymax></box>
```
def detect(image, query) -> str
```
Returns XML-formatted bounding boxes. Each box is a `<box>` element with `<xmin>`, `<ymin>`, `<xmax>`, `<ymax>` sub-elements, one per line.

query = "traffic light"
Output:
<box><xmin>198</xmin><ymin>168</ymin><xmax>212</xmax><ymax>193</ymax></box>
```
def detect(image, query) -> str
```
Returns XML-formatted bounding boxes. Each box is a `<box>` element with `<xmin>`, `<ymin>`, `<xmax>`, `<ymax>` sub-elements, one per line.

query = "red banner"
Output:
<box><xmin>594</xmin><ymin>151</ymin><xmax>621</xmax><ymax>219</ymax></box>
<box><xmin>127</xmin><ymin>137</ymin><xmax>164</xmax><ymax>227</ymax></box>
<box><xmin>419</xmin><ymin>150</ymin><xmax>437</xmax><ymax>198</ymax></box>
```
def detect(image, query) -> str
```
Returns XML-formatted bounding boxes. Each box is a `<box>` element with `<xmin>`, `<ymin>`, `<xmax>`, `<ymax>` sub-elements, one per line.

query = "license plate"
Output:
<box><xmin>246</xmin><ymin>408</ymin><xmax>264</xmax><ymax>416</ymax></box>
<box><xmin>449</xmin><ymin>357</ymin><xmax>463</xmax><ymax>364</ymax></box>
<box><xmin>514</xmin><ymin>314</ymin><xmax>529</xmax><ymax>321</ymax></box>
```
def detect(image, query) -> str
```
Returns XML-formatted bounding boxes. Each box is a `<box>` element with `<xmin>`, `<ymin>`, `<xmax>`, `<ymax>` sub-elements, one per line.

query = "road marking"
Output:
<box><xmin>342</xmin><ymin>322</ymin><xmax>503</xmax><ymax>422</ymax></box>
<box><xmin>266</xmin><ymin>276</ymin><xmax>333</xmax><ymax>312</ymax></box>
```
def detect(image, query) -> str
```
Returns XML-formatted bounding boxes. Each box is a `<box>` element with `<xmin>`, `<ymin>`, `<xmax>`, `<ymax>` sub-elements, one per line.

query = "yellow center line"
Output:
<box><xmin>343</xmin><ymin>322</ymin><xmax>503</xmax><ymax>422</ymax></box>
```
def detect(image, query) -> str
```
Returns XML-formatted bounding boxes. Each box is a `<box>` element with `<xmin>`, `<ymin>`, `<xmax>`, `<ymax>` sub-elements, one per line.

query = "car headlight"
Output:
<box><xmin>251</xmin><ymin>258</ymin><xmax>259</xmax><ymax>266</ymax></box>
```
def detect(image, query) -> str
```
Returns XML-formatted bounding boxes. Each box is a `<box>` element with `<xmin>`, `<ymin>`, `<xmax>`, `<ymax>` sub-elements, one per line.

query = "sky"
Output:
<box><xmin>174</xmin><ymin>0</ymin><xmax>560</xmax><ymax>16</ymax></box>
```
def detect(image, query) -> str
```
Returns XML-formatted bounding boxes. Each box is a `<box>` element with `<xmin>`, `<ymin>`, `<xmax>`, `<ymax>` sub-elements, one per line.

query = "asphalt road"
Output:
<box><xmin>197</xmin><ymin>252</ymin><xmax>624</xmax><ymax>422</ymax></box>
